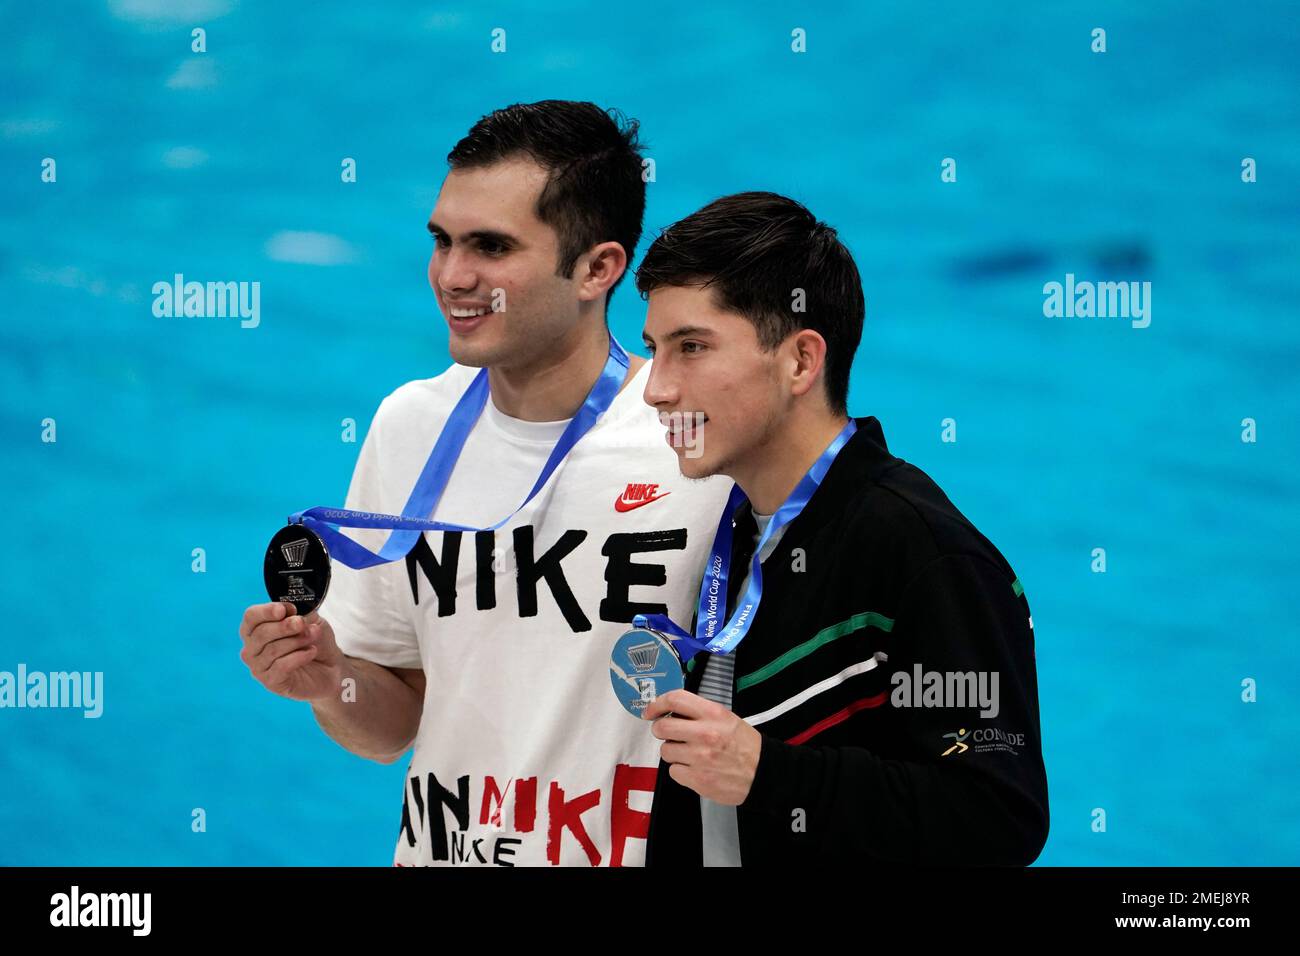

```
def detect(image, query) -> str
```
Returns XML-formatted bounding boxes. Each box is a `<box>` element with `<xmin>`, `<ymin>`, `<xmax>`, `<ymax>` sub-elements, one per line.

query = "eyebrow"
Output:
<box><xmin>426</xmin><ymin>220</ymin><xmax>518</xmax><ymax>246</ymax></box>
<box><xmin>641</xmin><ymin>325</ymin><xmax>716</xmax><ymax>345</ymax></box>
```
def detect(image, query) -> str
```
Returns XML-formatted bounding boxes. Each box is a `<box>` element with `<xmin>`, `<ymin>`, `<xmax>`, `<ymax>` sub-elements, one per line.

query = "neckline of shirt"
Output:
<box><xmin>482</xmin><ymin>391</ymin><xmax>572</xmax><ymax>444</ymax></box>
<box><xmin>476</xmin><ymin>359</ymin><xmax>651</xmax><ymax>444</ymax></box>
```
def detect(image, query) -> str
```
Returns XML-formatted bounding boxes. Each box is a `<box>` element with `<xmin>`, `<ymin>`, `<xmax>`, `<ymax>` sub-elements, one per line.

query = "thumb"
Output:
<box><xmin>305</xmin><ymin>613</ymin><xmax>335</xmax><ymax>643</ymax></box>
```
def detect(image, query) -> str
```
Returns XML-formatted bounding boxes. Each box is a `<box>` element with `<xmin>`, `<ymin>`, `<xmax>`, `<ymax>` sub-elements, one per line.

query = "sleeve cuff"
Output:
<box><xmin>742</xmin><ymin>732</ymin><xmax>810</xmax><ymax>815</ymax></box>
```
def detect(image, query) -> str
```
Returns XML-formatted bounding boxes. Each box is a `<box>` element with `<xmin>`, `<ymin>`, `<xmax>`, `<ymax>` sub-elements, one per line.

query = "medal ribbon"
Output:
<box><xmin>289</xmin><ymin>337</ymin><xmax>630</xmax><ymax>569</ymax></box>
<box><xmin>633</xmin><ymin>419</ymin><xmax>857</xmax><ymax>659</ymax></box>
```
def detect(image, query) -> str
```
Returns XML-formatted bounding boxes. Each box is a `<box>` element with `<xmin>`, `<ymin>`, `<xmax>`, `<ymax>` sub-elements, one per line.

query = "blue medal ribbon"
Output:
<box><xmin>633</xmin><ymin>419</ymin><xmax>857</xmax><ymax>660</ymax></box>
<box><xmin>290</xmin><ymin>337</ymin><xmax>630</xmax><ymax>569</ymax></box>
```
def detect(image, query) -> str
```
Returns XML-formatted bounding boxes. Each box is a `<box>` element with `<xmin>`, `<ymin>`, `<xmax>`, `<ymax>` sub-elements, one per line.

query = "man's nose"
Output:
<box><xmin>434</xmin><ymin>246</ymin><xmax>477</xmax><ymax>294</ymax></box>
<box><xmin>642</xmin><ymin>359</ymin><xmax>679</xmax><ymax>409</ymax></box>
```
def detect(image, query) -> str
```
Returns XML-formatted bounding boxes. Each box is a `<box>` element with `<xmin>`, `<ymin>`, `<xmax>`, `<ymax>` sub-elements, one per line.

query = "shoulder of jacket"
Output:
<box><xmin>833</xmin><ymin>463</ymin><xmax>1011</xmax><ymax>581</ymax></box>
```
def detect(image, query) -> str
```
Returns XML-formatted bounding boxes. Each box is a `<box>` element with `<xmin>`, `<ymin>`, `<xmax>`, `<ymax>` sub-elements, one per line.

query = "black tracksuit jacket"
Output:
<box><xmin>645</xmin><ymin>416</ymin><xmax>1050</xmax><ymax>866</ymax></box>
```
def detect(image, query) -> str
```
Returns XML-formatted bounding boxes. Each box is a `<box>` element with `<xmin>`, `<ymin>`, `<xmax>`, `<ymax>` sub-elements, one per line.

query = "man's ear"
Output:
<box><xmin>787</xmin><ymin>328</ymin><xmax>830</xmax><ymax>399</ymax></box>
<box><xmin>576</xmin><ymin>241</ymin><xmax>629</xmax><ymax>301</ymax></box>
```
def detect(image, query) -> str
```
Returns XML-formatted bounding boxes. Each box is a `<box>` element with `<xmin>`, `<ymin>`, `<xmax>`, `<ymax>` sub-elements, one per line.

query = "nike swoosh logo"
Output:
<box><xmin>614</xmin><ymin>491</ymin><xmax>671</xmax><ymax>512</ymax></box>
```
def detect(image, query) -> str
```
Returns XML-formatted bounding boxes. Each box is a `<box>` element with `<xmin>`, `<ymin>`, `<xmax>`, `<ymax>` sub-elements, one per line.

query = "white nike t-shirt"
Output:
<box><xmin>324</xmin><ymin>360</ymin><xmax>733</xmax><ymax>866</ymax></box>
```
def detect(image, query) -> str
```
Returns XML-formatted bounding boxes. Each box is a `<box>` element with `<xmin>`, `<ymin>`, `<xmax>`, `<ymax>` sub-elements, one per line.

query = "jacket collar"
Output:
<box><xmin>808</xmin><ymin>416</ymin><xmax>897</xmax><ymax>500</ymax></box>
<box><xmin>759</xmin><ymin>415</ymin><xmax>899</xmax><ymax>556</ymax></box>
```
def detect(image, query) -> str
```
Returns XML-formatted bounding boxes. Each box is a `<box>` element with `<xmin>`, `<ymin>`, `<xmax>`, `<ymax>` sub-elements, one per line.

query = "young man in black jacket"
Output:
<box><xmin>635</xmin><ymin>192</ymin><xmax>1049</xmax><ymax>866</ymax></box>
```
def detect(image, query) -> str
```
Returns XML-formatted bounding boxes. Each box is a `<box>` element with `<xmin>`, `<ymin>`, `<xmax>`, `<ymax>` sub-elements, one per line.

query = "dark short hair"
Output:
<box><xmin>447</xmin><ymin>100</ymin><xmax>647</xmax><ymax>303</ymax></box>
<box><xmin>636</xmin><ymin>191</ymin><xmax>864</xmax><ymax>414</ymax></box>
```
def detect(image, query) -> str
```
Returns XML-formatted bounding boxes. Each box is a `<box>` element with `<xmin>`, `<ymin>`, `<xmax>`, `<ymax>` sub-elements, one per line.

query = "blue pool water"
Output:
<box><xmin>1</xmin><ymin>0</ymin><xmax>1297</xmax><ymax>865</ymax></box>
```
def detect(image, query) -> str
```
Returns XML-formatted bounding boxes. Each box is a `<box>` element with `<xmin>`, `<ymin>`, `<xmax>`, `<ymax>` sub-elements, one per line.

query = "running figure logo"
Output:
<box><xmin>941</xmin><ymin>729</ymin><xmax>970</xmax><ymax>756</ymax></box>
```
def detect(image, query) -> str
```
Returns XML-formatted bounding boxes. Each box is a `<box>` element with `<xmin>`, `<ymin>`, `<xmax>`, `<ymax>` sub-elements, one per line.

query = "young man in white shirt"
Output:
<box><xmin>237</xmin><ymin>101</ymin><xmax>731</xmax><ymax>866</ymax></box>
